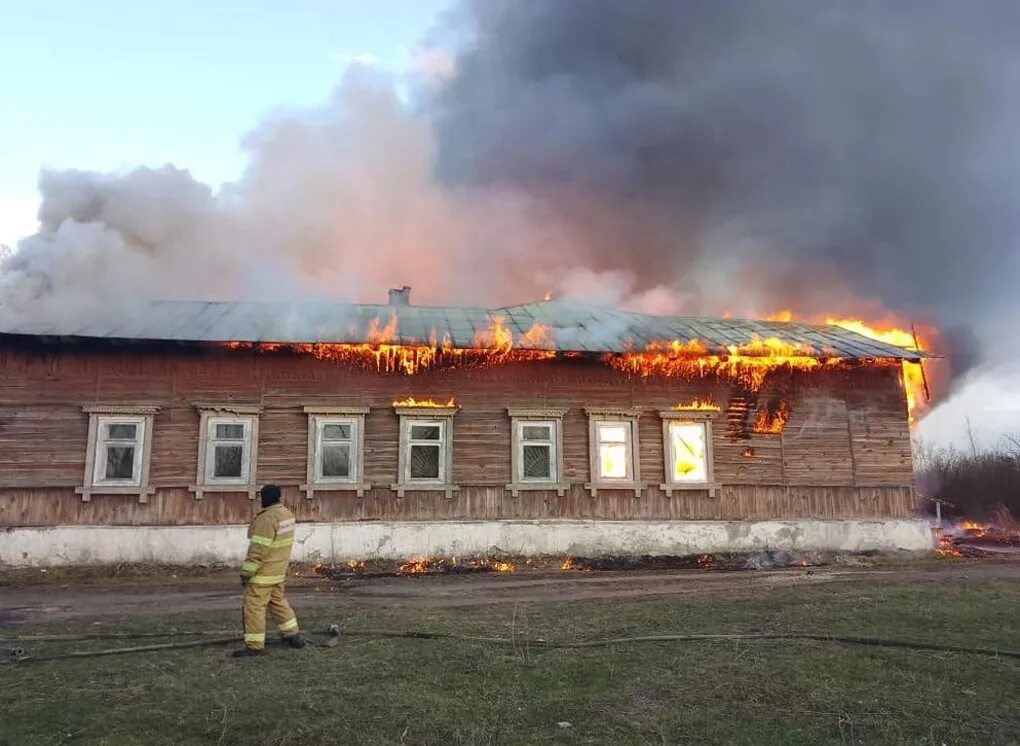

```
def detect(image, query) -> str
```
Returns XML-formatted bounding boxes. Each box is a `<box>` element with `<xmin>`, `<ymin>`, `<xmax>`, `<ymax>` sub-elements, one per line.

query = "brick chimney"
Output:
<box><xmin>388</xmin><ymin>286</ymin><xmax>411</xmax><ymax>306</ymax></box>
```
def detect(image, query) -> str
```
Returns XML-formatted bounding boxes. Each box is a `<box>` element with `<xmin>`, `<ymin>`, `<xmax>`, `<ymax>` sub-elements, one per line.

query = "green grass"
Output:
<box><xmin>2</xmin><ymin>576</ymin><xmax>1019</xmax><ymax>745</ymax></box>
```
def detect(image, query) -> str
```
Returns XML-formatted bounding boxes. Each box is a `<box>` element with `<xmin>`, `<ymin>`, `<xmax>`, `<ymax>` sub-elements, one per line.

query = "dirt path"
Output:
<box><xmin>2</xmin><ymin>558</ymin><xmax>1017</xmax><ymax>626</ymax></box>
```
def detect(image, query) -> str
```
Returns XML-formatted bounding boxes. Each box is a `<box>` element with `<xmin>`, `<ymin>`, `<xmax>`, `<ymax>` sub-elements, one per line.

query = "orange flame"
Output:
<box><xmin>752</xmin><ymin>399</ymin><xmax>791</xmax><ymax>434</ymax></box>
<box><xmin>223</xmin><ymin>316</ymin><xmax>555</xmax><ymax>374</ymax></box>
<box><xmin>936</xmin><ymin>529</ymin><xmax>963</xmax><ymax>558</ymax></box>
<box><xmin>959</xmin><ymin>520</ymin><xmax>987</xmax><ymax>537</ymax></box>
<box><xmin>398</xmin><ymin>557</ymin><xmax>430</xmax><ymax>574</ymax></box>
<box><xmin>827</xmin><ymin>318</ymin><xmax>928</xmax><ymax>424</ymax></box>
<box><xmin>607</xmin><ymin>335</ymin><xmax>843</xmax><ymax>391</ymax></box>
<box><xmin>673</xmin><ymin>399</ymin><xmax>721</xmax><ymax>412</ymax></box>
<box><xmin>392</xmin><ymin>396</ymin><xmax>456</xmax><ymax>408</ymax></box>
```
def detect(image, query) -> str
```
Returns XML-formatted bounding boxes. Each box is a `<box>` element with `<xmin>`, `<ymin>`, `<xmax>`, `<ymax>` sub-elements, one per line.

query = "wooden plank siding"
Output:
<box><xmin>0</xmin><ymin>346</ymin><xmax>917</xmax><ymax>527</ymax></box>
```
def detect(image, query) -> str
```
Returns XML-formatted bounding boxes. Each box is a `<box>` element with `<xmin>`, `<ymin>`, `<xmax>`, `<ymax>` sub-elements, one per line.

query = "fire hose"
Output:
<box><xmin>3</xmin><ymin>626</ymin><xmax>1020</xmax><ymax>664</ymax></box>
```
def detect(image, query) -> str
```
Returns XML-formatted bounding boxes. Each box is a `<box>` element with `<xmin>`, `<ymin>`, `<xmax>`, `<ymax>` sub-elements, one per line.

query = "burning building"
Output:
<box><xmin>0</xmin><ymin>291</ymin><xmax>935</xmax><ymax>566</ymax></box>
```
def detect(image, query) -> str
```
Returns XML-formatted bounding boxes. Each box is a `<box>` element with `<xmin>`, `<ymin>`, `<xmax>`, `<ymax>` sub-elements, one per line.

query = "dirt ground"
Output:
<box><xmin>2</xmin><ymin>557</ymin><xmax>1018</xmax><ymax>626</ymax></box>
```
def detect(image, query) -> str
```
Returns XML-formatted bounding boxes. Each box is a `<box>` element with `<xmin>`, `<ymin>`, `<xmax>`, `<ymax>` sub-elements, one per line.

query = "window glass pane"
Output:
<box><xmin>521</xmin><ymin>425</ymin><xmax>551</xmax><ymax>441</ymax></box>
<box><xmin>598</xmin><ymin>424</ymin><xmax>628</xmax><ymax>443</ymax></box>
<box><xmin>104</xmin><ymin>446</ymin><xmax>135</xmax><ymax>479</ymax></box>
<box><xmin>215</xmin><ymin>423</ymin><xmax>245</xmax><ymax>440</ymax></box>
<box><xmin>214</xmin><ymin>445</ymin><xmax>244</xmax><ymax>478</ymax></box>
<box><xmin>671</xmin><ymin>423</ymin><xmax>708</xmax><ymax>482</ymax></box>
<box><xmin>522</xmin><ymin>444</ymin><xmax>552</xmax><ymax>479</ymax></box>
<box><xmin>322</xmin><ymin>423</ymin><xmax>352</xmax><ymax>440</ymax></box>
<box><xmin>599</xmin><ymin>443</ymin><xmax>628</xmax><ymax>479</ymax></box>
<box><xmin>410</xmin><ymin>424</ymin><xmax>441</xmax><ymax>441</ymax></box>
<box><xmin>409</xmin><ymin>444</ymin><xmax>441</xmax><ymax>479</ymax></box>
<box><xmin>321</xmin><ymin>444</ymin><xmax>351</xmax><ymax>478</ymax></box>
<box><xmin>106</xmin><ymin>423</ymin><xmax>137</xmax><ymax>440</ymax></box>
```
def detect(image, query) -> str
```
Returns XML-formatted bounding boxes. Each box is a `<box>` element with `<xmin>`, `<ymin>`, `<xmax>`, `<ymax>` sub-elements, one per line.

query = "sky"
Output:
<box><xmin>0</xmin><ymin>0</ymin><xmax>448</xmax><ymax>246</ymax></box>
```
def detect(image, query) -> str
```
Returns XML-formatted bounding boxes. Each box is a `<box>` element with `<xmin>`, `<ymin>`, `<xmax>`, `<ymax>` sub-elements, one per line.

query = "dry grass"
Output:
<box><xmin>2</xmin><ymin>572</ymin><xmax>1019</xmax><ymax>745</ymax></box>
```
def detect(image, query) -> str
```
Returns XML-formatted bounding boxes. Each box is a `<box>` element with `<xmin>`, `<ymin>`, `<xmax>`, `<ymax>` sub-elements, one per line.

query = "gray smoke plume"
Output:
<box><xmin>433</xmin><ymin>0</ymin><xmax>1020</xmax><ymax>344</ymax></box>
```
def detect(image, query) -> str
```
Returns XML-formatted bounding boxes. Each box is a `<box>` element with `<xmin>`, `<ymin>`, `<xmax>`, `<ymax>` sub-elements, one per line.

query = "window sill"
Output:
<box><xmin>390</xmin><ymin>483</ymin><xmax>459</xmax><ymax>499</ymax></box>
<box><xmin>584</xmin><ymin>481</ymin><xmax>646</xmax><ymax>498</ymax></box>
<box><xmin>660</xmin><ymin>482</ymin><xmax>719</xmax><ymax>498</ymax></box>
<box><xmin>300</xmin><ymin>483</ymin><xmax>372</xmax><ymax>498</ymax></box>
<box><xmin>188</xmin><ymin>484</ymin><xmax>258</xmax><ymax>501</ymax></box>
<box><xmin>506</xmin><ymin>482</ymin><xmax>570</xmax><ymax>497</ymax></box>
<box><xmin>76</xmin><ymin>486</ymin><xmax>156</xmax><ymax>504</ymax></box>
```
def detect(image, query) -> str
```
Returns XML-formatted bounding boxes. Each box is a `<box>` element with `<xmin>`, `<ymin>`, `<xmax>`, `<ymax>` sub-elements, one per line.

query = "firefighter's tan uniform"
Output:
<box><xmin>240</xmin><ymin>502</ymin><xmax>299</xmax><ymax>650</ymax></box>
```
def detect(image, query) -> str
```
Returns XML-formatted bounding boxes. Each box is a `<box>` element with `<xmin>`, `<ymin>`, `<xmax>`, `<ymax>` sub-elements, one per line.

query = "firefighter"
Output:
<box><xmin>232</xmin><ymin>484</ymin><xmax>306</xmax><ymax>657</ymax></box>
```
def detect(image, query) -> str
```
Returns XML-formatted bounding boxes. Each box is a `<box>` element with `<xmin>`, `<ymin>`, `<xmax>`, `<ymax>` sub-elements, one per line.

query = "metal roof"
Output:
<box><xmin>0</xmin><ymin>299</ymin><xmax>925</xmax><ymax>360</ymax></box>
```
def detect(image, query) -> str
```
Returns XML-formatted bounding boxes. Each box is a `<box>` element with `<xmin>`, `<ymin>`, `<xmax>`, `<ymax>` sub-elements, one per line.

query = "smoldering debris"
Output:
<box><xmin>309</xmin><ymin>550</ymin><xmax>880</xmax><ymax>580</ymax></box>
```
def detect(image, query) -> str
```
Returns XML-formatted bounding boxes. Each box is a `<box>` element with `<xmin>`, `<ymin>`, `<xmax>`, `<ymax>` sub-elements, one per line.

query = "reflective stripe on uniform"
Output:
<box><xmin>249</xmin><ymin>534</ymin><xmax>273</xmax><ymax>547</ymax></box>
<box><xmin>244</xmin><ymin>633</ymin><xmax>266</xmax><ymax>644</ymax></box>
<box><xmin>270</xmin><ymin>537</ymin><xmax>293</xmax><ymax>548</ymax></box>
<box><xmin>250</xmin><ymin>574</ymin><xmax>286</xmax><ymax>585</ymax></box>
<box><xmin>278</xmin><ymin>618</ymin><xmax>299</xmax><ymax>632</ymax></box>
<box><xmin>241</xmin><ymin>560</ymin><xmax>259</xmax><ymax>573</ymax></box>
<box><xmin>277</xmin><ymin>518</ymin><xmax>295</xmax><ymax>531</ymax></box>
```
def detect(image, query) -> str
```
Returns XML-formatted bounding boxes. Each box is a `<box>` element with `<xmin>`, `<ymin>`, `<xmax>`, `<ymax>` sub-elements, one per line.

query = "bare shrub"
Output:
<box><xmin>916</xmin><ymin>436</ymin><xmax>1020</xmax><ymax>523</ymax></box>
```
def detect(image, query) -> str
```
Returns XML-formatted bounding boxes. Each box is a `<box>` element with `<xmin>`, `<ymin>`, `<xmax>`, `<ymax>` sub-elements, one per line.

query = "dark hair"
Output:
<box><xmin>259</xmin><ymin>484</ymin><xmax>282</xmax><ymax>504</ymax></box>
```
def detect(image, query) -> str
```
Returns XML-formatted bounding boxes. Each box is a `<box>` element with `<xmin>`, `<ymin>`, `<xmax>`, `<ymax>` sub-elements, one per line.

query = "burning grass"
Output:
<box><xmin>311</xmin><ymin>550</ymin><xmax>838</xmax><ymax>579</ymax></box>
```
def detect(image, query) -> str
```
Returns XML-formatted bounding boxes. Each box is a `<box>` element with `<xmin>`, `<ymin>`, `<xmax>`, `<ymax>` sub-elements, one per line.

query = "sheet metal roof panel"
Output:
<box><xmin>0</xmin><ymin>299</ymin><xmax>927</xmax><ymax>360</ymax></box>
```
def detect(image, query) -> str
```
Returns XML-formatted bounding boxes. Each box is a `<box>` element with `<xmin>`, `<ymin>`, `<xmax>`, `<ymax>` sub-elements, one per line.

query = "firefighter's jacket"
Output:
<box><xmin>240</xmin><ymin>503</ymin><xmax>296</xmax><ymax>585</ymax></box>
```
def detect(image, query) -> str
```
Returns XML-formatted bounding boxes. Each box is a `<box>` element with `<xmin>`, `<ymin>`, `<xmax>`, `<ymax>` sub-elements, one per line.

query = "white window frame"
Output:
<box><xmin>301</xmin><ymin>406</ymin><xmax>371</xmax><ymax>499</ymax></box>
<box><xmin>205</xmin><ymin>417</ymin><xmax>253</xmax><ymax>485</ymax></box>
<box><xmin>506</xmin><ymin>408</ymin><xmax>568</xmax><ymax>497</ymax></box>
<box><xmin>190</xmin><ymin>404</ymin><xmax>262</xmax><ymax>500</ymax></box>
<box><xmin>659</xmin><ymin>409</ymin><xmax>719</xmax><ymax>497</ymax></box>
<box><xmin>77</xmin><ymin>405</ymin><xmax>159</xmax><ymax>503</ymax></box>
<box><xmin>584</xmin><ymin>408</ymin><xmax>643</xmax><ymax>497</ymax></box>
<box><xmin>392</xmin><ymin>403</ymin><xmax>459</xmax><ymax>498</ymax></box>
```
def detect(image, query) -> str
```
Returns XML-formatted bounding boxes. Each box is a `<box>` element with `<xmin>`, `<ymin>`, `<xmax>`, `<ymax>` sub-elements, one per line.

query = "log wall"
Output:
<box><xmin>0</xmin><ymin>344</ymin><xmax>917</xmax><ymax>527</ymax></box>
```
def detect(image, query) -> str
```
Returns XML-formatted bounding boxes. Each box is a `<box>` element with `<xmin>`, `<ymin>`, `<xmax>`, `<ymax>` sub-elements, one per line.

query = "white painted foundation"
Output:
<box><xmin>1</xmin><ymin>519</ymin><xmax>935</xmax><ymax>567</ymax></box>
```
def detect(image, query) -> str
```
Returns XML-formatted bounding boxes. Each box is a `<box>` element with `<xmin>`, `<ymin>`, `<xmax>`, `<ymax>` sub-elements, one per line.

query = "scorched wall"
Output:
<box><xmin>0</xmin><ymin>344</ymin><xmax>916</xmax><ymax>527</ymax></box>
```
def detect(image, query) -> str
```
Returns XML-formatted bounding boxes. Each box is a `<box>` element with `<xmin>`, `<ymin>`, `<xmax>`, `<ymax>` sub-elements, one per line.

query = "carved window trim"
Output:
<box><xmin>584</xmin><ymin>408</ymin><xmax>644</xmax><ymax>497</ymax></box>
<box><xmin>392</xmin><ymin>404</ymin><xmax>459</xmax><ymax>498</ymax></box>
<box><xmin>189</xmin><ymin>404</ymin><xmax>262</xmax><ymax>500</ymax></box>
<box><xmin>506</xmin><ymin>408</ymin><xmax>568</xmax><ymax>497</ymax></box>
<box><xmin>659</xmin><ymin>409</ymin><xmax>719</xmax><ymax>497</ymax></box>
<box><xmin>77</xmin><ymin>405</ymin><xmax>159</xmax><ymax>503</ymax></box>
<box><xmin>300</xmin><ymin>406</ymin><xmax>371</xmax><ymax>499</ymax></box>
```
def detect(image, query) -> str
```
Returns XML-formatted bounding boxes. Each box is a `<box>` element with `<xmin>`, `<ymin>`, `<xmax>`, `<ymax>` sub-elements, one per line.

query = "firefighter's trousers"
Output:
<box><xmin>242</xmin><ymin>582</ymin><xmax>299</xmax><ymax>650</ymax></box>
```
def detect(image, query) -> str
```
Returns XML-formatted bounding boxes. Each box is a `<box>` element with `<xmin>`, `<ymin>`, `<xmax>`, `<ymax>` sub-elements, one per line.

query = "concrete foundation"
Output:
<box><xmin>1</xmin><ymin>519</ymin><xmax>935</xmax><ymax>567</ymax></box>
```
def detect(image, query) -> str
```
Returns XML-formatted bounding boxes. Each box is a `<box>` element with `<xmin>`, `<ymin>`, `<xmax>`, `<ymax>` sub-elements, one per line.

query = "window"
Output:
<box><xmin>659</xmin><ymin>410</ymin><xmax>717</xmax><ymax>496</ymax></box>
<box><xmin>667</xmin><ymin>422</ymin><xmax>708</xmax><ymax>483</ymax></box>
<box><xmin>520</xmin><ymin>422</ymin><xmax>555</xmax><ymax>480</ymax></box>
<box><xmin>302</xmin><ymin>407</ymin><xmax>370</xmax><ymax>498</ymax></box>
<box><xmin>206</xmin><ymin>417</ymin><xmax>252</xmax><ymax>483</ymax></box>
<box><xmin>78</xmin><ymin>405</ymin><xmax>158</xmax><ymax>503</ymax></box>
<box><xmin>596</xmin><ymin>422</ymin><xmax>632</xmax><ymax>480</ymax></box>
<box><xmin>95</xmin><ymin>417</ymin><xmax>145</xmax><ymax>485</ymax></box>
<box><xmin>584</xmin><ymin>409</ymin><xmax>643</xmax><ymax>496</ymax></box>
<box><xmin>407</xmin><ymin>420</ymin><xmax>446</xmax><ymax>481</ymax></box>
<box><xmin>318</xmin><ymin>420</ymin><xmax>356</xmax><ymax>480</ymax></box>
<box><xmin>393</xmin><ymin>401</ymin><xmax>459</xmax><ymax>497</ymax></box>
<box><xmin>507</xmin><ymin>408</ymin><xmax>568</xmax><ymax>496</ymax></box>
<box><xmin>192</xmin><ymin>404</ymin><xmax>261</xmax><ymax>500</ymax></box>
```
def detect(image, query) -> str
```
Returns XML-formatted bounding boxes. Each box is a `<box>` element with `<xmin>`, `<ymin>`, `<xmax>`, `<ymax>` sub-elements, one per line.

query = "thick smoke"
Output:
<box><xmin>0</xmin><ymin>67</ymin><xmax>602</xmax><ymax>322</ymax></box>
<box><xmin>434</xmin><ymin>1</ymin><xmax>1020</xmax><ymax>339</ymax></box>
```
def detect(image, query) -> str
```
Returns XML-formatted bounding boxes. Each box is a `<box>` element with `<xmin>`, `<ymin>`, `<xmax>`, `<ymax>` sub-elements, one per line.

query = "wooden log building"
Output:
<box><xmin>0</xmin><ymin>295</ymin><xmax>935</xmax><ymax>565</ymax></box>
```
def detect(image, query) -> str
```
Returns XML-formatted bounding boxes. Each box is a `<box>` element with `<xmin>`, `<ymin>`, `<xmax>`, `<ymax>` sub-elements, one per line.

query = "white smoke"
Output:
<box><xmin>0</xmin><ymin>66</ymin><xmax>599</xmax><ymax>323</ymax></box>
